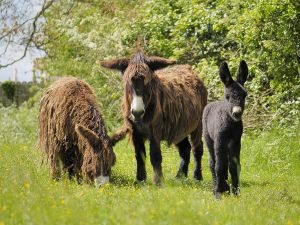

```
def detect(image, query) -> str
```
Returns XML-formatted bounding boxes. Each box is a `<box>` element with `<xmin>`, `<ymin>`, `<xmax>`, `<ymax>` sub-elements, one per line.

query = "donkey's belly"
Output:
<box><xmin>163</xmin><ymin>118</ymin><xmax>200</xmax><ymax>145</ymax></box>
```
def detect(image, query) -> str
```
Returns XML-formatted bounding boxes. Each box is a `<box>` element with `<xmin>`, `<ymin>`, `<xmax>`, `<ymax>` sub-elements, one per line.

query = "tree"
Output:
<box><xmin>37</xmin><ymin>0</ymin><xmax>300</xmax><ymax>128</ymax></box>
<box><xmin>1</xmin><ymin>81</ymin><xmax>16</xmax><ymax>102</ymax></box>
<box><xmin>0</xmin><ymin>0</ymin><xmax>56</xmax><ymax>69</ymax></box>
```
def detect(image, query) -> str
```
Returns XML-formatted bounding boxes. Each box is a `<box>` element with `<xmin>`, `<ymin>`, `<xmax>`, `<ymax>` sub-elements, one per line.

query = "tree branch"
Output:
<box><xmin>0</xmin><ymin>0</ymin><xmax>55</xmax><ymax>69</ymax></box>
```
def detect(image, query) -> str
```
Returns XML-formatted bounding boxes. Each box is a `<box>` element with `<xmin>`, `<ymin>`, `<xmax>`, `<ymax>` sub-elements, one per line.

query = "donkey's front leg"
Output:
<box><xmin>132</xmin><ymin>130</ymin><xmax>147</xmax><ymax>182</ymax></box>
<box><xmin>215</xmin><ymin>141</ymin><xmax>230</xmax><ymax>198</ymax></box>
<box><xmin>149</xmin><ymin>138</ymin><xmax>163</xmax><ymax>185</ymax></box>
<box><xmin>229</xmin><ymin>140</ymin><xmax>241</xmax><ymax>196</ymax></box>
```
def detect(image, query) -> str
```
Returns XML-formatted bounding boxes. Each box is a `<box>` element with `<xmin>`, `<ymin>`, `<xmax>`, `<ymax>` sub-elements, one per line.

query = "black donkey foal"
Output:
<box><xmin>203</xmin><ymin>60</ymin><xmax>248</xmax><ymax>199</ymax></box>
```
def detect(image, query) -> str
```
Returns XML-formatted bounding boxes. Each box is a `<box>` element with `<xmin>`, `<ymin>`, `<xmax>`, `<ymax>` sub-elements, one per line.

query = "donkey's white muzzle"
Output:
<box><xmin>232</xmin><ymin>106</ymin><xmax>243</xmax><ymax>121</ymax></box>
<box><xmin>95</xmin><ymin>176</ymin><xmax>109</xmax><ymax>187</ymax></box>
<box><xmin>131</xmin><ymin>95</ymin><xmax>145</xmax><ymax>121</ymax></box>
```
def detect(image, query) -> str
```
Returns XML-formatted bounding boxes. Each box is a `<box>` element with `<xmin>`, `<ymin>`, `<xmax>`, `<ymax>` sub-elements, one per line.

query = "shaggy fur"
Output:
<box><xmin>202</xmin><ymin>61</ymin><xmax>248</xmax><ymax>198</ymax></box>
<box><xmin>38</xmin><ymin>77</ymin><xmax>126</xmax><ymax>185</ymax></box>
<box><xmin>101</xmin><ymin>52</ymin><xmax>207</xmax><ymax>184</ymax></box>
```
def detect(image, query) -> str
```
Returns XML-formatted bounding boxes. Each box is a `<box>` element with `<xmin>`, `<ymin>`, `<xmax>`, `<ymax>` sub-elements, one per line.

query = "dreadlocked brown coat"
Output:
<box><xmin>38</xmin><ymin>77</ymin><xmax>126</xmax><ymax>185</ymax></box>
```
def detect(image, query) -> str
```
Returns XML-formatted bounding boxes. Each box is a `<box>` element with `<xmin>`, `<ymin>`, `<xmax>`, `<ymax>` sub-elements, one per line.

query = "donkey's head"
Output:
<box><xmin>219</xmin><ymin>60</ymin><xmax>248</xmax><ymax>121</ymax></box>
<box><xmin>75</xmin><ymin>124</ymin><xmax>116</xmax><ymax>187</ymax></box>
<box><xmin>100</xmin><ymin>52</ymin><xmax>176</xmax><ymax>122</ymax></box>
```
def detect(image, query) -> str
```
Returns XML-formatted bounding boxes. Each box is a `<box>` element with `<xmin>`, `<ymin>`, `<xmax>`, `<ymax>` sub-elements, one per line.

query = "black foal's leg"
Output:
<box><xmin>205</xmin><ymin>136</ymin><xmax>216</xmax><ymax>193</ymax></box>
<box><xmin>149</xmin><ymin>138</ymin><xmax>163</xmax><ymax>185</ymax></box>
<box><xmin>229</xmin><ymin>141</ymin><xmax>241</xmax><ymax>195</ymax></box>
<box><xmin>214</xmin><ymin>140</ymin><xmax>230</xmax><ymax>198</ymax></box>
<box><xmin>209</xmin><ymin>157</ymin><xmax>216</xmax><ymax>193</ymax></box>
<box><xmin>191</xmin><ymin>127</ymin><xmax>204</xmax><ymax>181</ymax></box>
<box><xmin>175</xmin><ymin>137</ymin><xmax>191</xmax><ymax>178</ymax></box>
<box><xmin>132</xmin><ymin>130</ymin><xmax>146</xmax><ymax>182</ymax></box>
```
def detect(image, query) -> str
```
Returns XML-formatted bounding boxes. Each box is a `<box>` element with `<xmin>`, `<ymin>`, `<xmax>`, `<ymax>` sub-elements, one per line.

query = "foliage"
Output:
<box><xmin>0</xmin><ymin>81</ymin><xmax>44</xmax><ymax>108</ymax></box>
<box><xmin>39</xmin><ymin>0</ymin><xmax>300</xmax><ymax>130</ymax></box>
<box><xmin>125</xmin><ymin>0</ymin><xmax>300</xmax><ymax>129</ymax></box>
<box><xmin>1</xmin><ymin>81</ymin><xmax>16</xmax><ymax>102</ymax></box>
<box><xmin>0</xmin><ymin>0</ymin><xmax>55</xmax><ymax>68</ymax></box>
<box><xmin>40</xmin><ymin>0</ymin><xmax>139</xmax><ymax>129</ymax></box>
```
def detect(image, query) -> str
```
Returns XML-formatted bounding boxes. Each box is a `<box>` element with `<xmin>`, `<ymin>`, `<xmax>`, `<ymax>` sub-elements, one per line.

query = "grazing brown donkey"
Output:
<box><xmin>38</xmin><ymin>77</ymin><xmax>127</xmax><ymax>186</ymax></box>
<box><xmin>101</xmin><ymin>52</ymin><xmax>207</xmax><ymax>184</ymax></box>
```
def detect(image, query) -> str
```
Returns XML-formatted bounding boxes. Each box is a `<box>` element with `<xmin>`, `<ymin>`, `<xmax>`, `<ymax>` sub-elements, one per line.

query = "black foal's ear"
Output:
<box><xmin>99</xmin><ymin>58</ymin><xmax>130</xmax><ymax>73</ymax></box>
<box><xmin>236</xmin><ymin>60</ymin><xmax>248</xmax><ymax>86</ymax></box>
<box><xmin>147</xmin><ymin>56</ymin><xmax>176</xmax><ymax>71</ymax></box>
<box><xmin>219</xmin><ymin>62</ymin><xmax>233</xmax><ymax>86</ymax></box>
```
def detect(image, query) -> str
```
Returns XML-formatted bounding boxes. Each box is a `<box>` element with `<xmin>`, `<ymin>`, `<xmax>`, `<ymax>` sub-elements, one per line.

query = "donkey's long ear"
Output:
<box><xmin>219</xmin><ymin>61</ymin><xmax>233</xmax><ymax>86</ymax></box>
<box><xmin>147</xmin><ymin>56</ymin><xmax>176</xmax><ymax>71</ymax></box>
<box><xmin>75</xmin><ymin>124</ymin><xmax>102</xmax><ymax>147</ymax></box>
<box><xmin>99</xmin><ymin>58</ymin><xmax>130</xmax><ymax>73</ymax></box>
<box><xmin>236</xmin><ymin>60</ymin><xmax>248</xmax><ymax>86</ymax></box>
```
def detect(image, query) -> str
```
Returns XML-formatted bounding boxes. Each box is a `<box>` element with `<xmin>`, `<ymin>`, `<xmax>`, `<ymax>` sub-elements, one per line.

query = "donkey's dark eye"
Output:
<box><xmin>225</xmin><ymin>94</ymin><xmax>230</xmax><ymax>100</ymax></box>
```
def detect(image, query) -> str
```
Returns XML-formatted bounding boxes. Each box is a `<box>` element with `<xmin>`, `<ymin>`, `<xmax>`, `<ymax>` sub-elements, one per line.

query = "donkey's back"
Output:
<box><xmin>156</xmin><ymin>65</ymin><xmax>207</xmax><ymax>144</ymax></box>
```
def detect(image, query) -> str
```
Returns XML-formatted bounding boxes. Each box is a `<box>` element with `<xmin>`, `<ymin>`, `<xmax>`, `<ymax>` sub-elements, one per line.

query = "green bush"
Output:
<box><xmin>1</xmin><ymin>81</ymin><xmax>16</xmax><ymax>103</ymax></box>
<box><xmin>39</xmin><ymin>0</ymin><xmax>300</xmax><ymax>130</ymax></box>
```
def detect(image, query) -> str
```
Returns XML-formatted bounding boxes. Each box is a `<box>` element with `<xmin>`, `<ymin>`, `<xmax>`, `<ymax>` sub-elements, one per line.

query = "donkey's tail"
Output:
<box><xmin>110</xmin><ymin>126</ymin><xmax>129</xmax><ymax>147</ymax></box>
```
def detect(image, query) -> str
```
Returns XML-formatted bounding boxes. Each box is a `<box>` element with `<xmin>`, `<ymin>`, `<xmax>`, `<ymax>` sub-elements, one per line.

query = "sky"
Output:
<box><xmin>0</xmin><ymin>52</ymin><xmax>40</xmax><ymax>82</ymax></box>
<box><xmin>0</xmin><ymin>0</ymin><xmax>44</xmax><ymax>82</ymax></box>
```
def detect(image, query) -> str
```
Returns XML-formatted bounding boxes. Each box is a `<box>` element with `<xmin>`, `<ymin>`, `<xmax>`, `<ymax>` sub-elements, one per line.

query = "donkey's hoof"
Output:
<box><xmin>214</xmin><ymin>191</ymin><xmax>230</xmax><ymax>200</ymax></box>
<box><xmin>136</xmin><ymin>173</ymin><xmax>147</xmax><ymax>182</ymax></box>
<box><xmin>193</xmin><ymin>173</ymin><xmax>203</xmax><ymax>181</ymax></box>
<box><xmin>153</xmin><ymin>175</ymin><xmax>164</xmax><ymax>186</ymax></box>
<box><xmin>175</xmin><ymin>170</ymin><xmax>187</xmax><ymax>179</ymax></box>
<box><xmin>153</xmin><ymin>179</ymin><xmax>163</xmax><ymax>186</ymax></box>
<box><xmin>134</xmin><ymin>180</ymin><xmax>146</xmax><ymax>186</ymax></box>
<box><xmin>214</xmin><ymin>192</ymin><xmax>222</xmax><ymax>200</ymax></box>
<box><xmin>232</xmin><ymin>187</ymin><xmax>240</xmax><ymax>196</ymax></box>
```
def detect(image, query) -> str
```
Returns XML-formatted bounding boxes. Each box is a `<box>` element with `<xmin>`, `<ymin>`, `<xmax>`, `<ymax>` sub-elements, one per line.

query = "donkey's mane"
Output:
<box><xmin>131</xmin><ymin>52</ymin><xmax>147</xmax><ymax>64</ymax></box>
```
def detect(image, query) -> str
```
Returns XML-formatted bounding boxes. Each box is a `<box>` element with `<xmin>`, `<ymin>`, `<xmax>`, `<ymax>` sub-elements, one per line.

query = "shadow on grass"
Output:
<box><xmin>240</xmin><ymin>180</ymin><xmax>271</xmax><ymax>188</ymax></box>
<box><xmin>110</xmin><ymin>174</ymin><xmax>136</xmax><ymax>187</ymax></box>
<box><xmin>240</xmin><ymin>180</ymin><xmax>300</xmax><ymax>206</ymax></box>
<box><xmin>110</xmin><ymin>173</ymin><xmax>212</xmax><ymax>191</ymax></box>
<box><xmin>167</xmin><ymin>178</ymin><xmax>212</xmax><ymax>190</ymax></box>
<box><xmin>278</xmin><ymin>190</ymin><xmax>300</xmax><ymax>206</ymax></box>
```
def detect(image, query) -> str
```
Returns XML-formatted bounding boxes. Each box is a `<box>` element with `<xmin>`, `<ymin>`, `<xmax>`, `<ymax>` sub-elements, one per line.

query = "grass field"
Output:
<box><xmin>0</xmin><ymin>105</ymin><xmax>299</xmax><ymax>225</ymax></box>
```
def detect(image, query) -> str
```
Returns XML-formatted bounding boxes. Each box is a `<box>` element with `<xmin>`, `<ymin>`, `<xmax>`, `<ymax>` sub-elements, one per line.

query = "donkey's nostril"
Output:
<box><xmin>233</xmin><ymin>111</ymin><xmax>242</xmax><ymax>118</ymax></box>
<box><xmin>232</xmin><ymin>106</ymin><xmax>242</xmax><ymax>119</ymax></box>
<box><xmin>131</xmin><ymin>109</ymin><xmax>145</xmax><ymax>120</ymax></box>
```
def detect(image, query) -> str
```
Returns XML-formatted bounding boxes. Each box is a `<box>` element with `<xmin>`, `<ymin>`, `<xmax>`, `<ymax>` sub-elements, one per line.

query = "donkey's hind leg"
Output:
<box><xmin>59</xmin><ymin>146</ymin><xmax>77</xmax><ymax>179</ymax></box>
<box><xmin>50</xmin><ymin>153</ymin><xmax>61</xmax><ymax>180</ymax></box>
<box><xmin>205</xmin><ymin>135</ymin><xmax>216</xmax><ymax>192</ymax></box>
<box><xmin>48</xmin><ymin>141</ymin><xmax>63</xmax><ymax>179</ymax></box>
<box><xmin>191</xmin><ymin>126</ymin><xmax>204</xmax><ymax>181</ymax></box>
<box><xmin>175</xmin><ymin>137</ymin><xmax>191</xmax><ymax>178</ymax></box>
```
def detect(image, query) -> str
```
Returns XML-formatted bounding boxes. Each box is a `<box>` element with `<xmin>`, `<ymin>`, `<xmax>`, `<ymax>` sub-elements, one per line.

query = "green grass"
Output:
<box><xmin>0</xmin><ymin>105</ymin><xmax>299</xmax><ymax>225</ymax></box>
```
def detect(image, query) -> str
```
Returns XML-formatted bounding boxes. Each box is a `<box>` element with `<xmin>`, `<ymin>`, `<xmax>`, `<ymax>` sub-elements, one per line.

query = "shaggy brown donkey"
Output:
<box><xmin>38</xmin><ymin>77</ymin><xmax>127</xmax><ymax>186</ymax></box>
<box><xmin>101</xmin><ymin>52</ymin><xmax>207</xmax><ymax>184</ymax></box>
